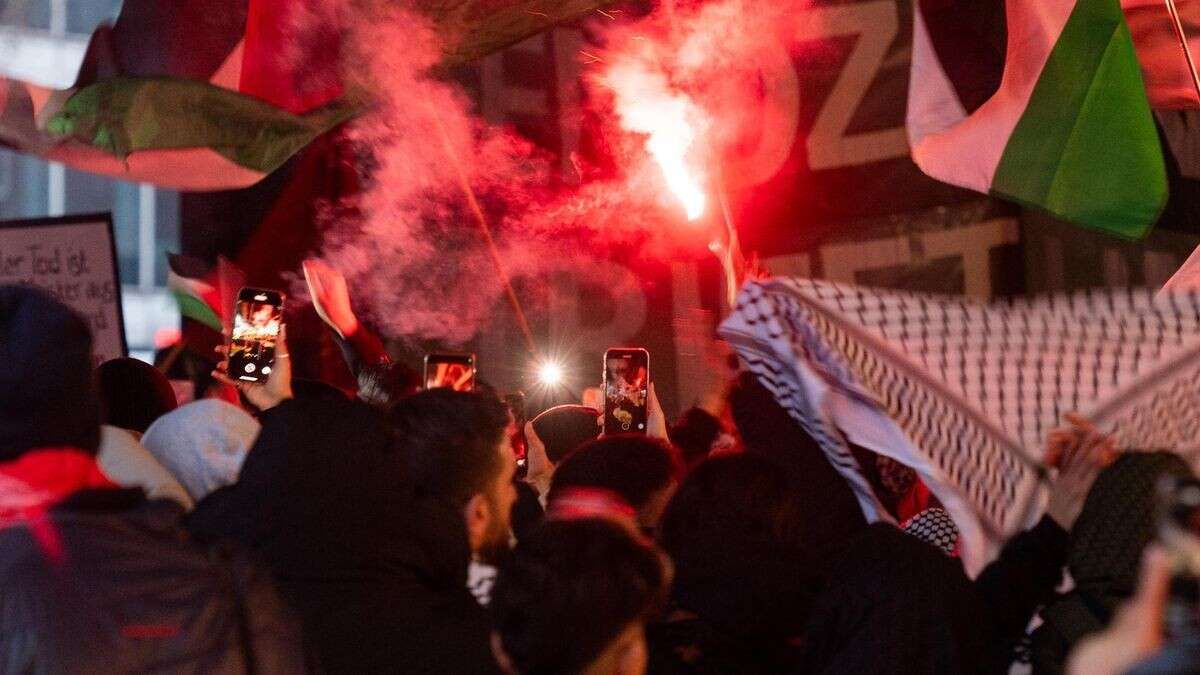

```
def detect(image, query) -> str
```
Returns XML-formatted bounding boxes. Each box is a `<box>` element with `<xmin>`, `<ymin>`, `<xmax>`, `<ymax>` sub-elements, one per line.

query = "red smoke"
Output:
<box><xmin>298</xmin><ymin>0</ymin><xmax>800</xmax><ymax>344</ymax></box>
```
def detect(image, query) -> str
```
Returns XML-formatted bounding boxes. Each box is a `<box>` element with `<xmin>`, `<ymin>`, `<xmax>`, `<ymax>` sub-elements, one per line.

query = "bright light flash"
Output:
<box><xmin>538</xmin><ymin>362</ymin><xmax>564</xmax><ymax>386</ymax></box>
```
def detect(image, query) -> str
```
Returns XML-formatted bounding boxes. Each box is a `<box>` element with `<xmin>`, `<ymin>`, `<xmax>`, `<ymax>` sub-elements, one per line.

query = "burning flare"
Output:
<box><xmin>600</xmin><ymin>52</ymin><xmax>708</xmax><ymax>221</ymax></box>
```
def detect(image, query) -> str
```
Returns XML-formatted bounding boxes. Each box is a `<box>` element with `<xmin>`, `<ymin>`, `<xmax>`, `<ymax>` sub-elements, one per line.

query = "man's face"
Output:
<box><xmin>477</xmin><ymin>434</ymin><xmax>518</xmax><ymax>565</ymax></box>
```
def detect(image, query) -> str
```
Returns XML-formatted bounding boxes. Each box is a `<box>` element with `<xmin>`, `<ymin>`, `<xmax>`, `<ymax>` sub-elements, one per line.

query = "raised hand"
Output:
<box><xmin>303</xmin><ymin>259</ymin><xmax>359</xmax><ymax>338</ymax></box>
<box><xmin>1044</xmin><ymin>413</ymin><xmax>1117</xmax><ymax>531</ymax></box>
<box><xmin>212</xmin><ymin>325</ymin><xmax>294</xmax><ymax>412</ymax></box>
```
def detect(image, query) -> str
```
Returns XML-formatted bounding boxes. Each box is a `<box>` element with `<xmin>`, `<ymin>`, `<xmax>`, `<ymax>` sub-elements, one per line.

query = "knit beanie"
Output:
<box><xmin>96</xmin><ymin>357</ymin><xmax>178</xmax><ymax>434</ymax></box>
<box><xmin>531</xmin><ymin>405</ymin><xmax>600</xmax><ymax>464</ymax></box>
<box><xmin>0</xmin><ymin>285</ymin><xmax>100</xmax><ymax>460</ymax></box>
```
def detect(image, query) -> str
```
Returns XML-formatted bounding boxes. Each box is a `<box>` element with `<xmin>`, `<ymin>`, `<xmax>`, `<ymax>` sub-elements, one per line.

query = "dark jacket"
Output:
<box><xmin>0</xmin><ymin>489</ymin><xmax>305</xmax><ymax>674</ymax></box>
<box><xmin>798</xmin><ymin>518</ymin><xmax>1067</xmax><ymax>675</ymax></box>
<box><xmin>189</xmin><ymin>397</ymin><xmax>500</xmax><ymax>674</ymax></box>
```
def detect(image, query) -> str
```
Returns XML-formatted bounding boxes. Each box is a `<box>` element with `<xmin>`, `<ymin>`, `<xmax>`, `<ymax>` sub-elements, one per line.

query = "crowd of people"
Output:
<box><xmin>1</xmin><ymin>267</ymin><xmax>1198</xmax><ymax>674</ymax></box>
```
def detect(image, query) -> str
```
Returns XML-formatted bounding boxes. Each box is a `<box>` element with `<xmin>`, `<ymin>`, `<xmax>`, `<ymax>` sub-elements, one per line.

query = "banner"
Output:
<box><xmin>0</xmin><ymin>213</ymin><xmax>126</xmax><ymax>363</ymax></box>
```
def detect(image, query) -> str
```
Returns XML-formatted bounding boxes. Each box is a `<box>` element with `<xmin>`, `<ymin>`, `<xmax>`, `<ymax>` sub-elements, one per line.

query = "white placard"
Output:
<box><xmin>0</xmin><ymin>214</ymin><xmax>127</xmax><ymax>362</ymax></box>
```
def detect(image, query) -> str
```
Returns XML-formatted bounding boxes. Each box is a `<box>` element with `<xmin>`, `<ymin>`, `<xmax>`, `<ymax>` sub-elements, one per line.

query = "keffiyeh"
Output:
<box><xmin>719</xmin><ymin>278</ymin><xmax>1200</xmax><ymax>573</ymax></box>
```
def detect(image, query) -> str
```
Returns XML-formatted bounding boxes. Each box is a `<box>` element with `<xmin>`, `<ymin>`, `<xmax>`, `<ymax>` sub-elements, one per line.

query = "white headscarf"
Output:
<box><xmin>141</xmin><ymin>400</ymin><xmax>260</xmax><ymax>503</ymax></box>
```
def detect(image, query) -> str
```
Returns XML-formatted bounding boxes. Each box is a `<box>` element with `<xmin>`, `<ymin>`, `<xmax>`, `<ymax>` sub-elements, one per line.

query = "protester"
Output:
<box><xmin>796</xmin><ymin>414</ymin><xmax>1112</xmax><ymax>675</ymax></box>
<box><xmin>141</xmin><ymin>398</ymin><xmax>261</xmax><ymax>504</ymax></box>
<box><xmin>727</xmin><ymin>372</ymin><xmax>867</xmax><ymax>543</ymax></box>
<box><xmin>525</xmin><ymin>404</ymin><xmax>602</xmax><ymax>497</ymax></box>
<box><xmin>96</xmin><ymin>356</ymin><xmax>179</xmax><ymax>435</ymax></box>
<box><xmin>491</xmin><ymin>518</ymin><xmax>671</xmax><ymax>675</ymax></box>
<box><xmin>548</xmin><ymin>435</ymin><xmax>683</xmax><ymax>536</ymax></box>
<box><xmin>1029</xmin><ymin>452</ymin><xmax>1195</xmax><ymax>674</ymax></box>
<box><xmin>651</xmin><ymin>453</ymin><xmax>824</xmax><ymax>674</ymax></box>
<box><xmin>0</xmin><ymin>285</ymin><xmax>306</xmax><ymax>672</ymax></box>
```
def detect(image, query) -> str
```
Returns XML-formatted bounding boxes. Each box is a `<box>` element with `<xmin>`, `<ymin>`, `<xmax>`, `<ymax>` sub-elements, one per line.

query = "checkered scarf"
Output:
<box><xmin>719</xmin><ymin>278</ymin><xmax>1200</xmax><ymax>573</ymax></box>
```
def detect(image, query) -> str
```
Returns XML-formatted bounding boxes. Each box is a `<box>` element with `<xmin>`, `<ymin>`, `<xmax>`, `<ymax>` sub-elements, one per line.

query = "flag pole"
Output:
<box><xmin>1164</xmin><ymin>0</ymin><xmax>1200</xmax><ymax>103</ymax></box>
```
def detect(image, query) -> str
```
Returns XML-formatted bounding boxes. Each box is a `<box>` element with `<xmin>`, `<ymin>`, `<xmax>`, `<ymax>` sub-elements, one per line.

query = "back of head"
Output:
<box><xmin>549</xmin><ymin>436</ymin><xmax>682</xmax><ymax>518</ymax></box>
<box><xmin>390</xmin><ymin>387</ymin><xmax>510</xmax><ymax>505</ymax></box>
<box><xmin>141</xmin><ymin>399</ymin><xmax>261</xmax><ymax>502</ymax></box>
<box><xmin>727</xmin><ymin>372</ymin><xmax>866</xmax><ymax>537</ymax></box>
<box><xmin>531</xmin><ymin>405</ymin><xmax>600</xmax><ymax>464</ymax></box>
<box><xmin>660</xmin><ymin>453</ymin><xmax>807</xmax><ymax>560</ymax></box>
<box><xmin>658</xmin><ymin>453</ymin><xmax>819</xmax><ymax>641</ymax></box>
<box><xmin>96</xmin><ymin>357</ymin><xmax>178</xmax><ymax>433</ymax></box>
<box><xmin>0</xmin><ymin>285</ymin><xmax>99</xmax><ymax>459</ymax></box>
<box><xmin>668</xmin><ymin>407</ymin><xmax>723</xmax><ymax>466</ymax></box>
<box><xmin>492</xmin><ymin>518</ymin><xmax>670</xmax><ymax>675</ymax></box>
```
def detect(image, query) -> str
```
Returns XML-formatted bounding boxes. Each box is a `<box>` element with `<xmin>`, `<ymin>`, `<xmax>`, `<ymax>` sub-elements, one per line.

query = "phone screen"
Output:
<box><xmin>425</xmin><ymin>354</ymin><xmax>476</xmax><ymax>392</ymax></box>
<box><xmin>229</xmin><ymin>288</ymin><xmax>283</xmax><ymax>383</ymax></box>
<box><xmin>604</xmin><ymin>349</ymin><xmax>649</xmax><ymax>434</ymax></box>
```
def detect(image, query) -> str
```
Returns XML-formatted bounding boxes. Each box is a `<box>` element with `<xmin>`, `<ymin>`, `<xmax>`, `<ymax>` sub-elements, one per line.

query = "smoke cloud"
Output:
<box><xmin>298</xmin><ymin>0</ymin><xmax>805</xmax><ymax>345</ymax></box>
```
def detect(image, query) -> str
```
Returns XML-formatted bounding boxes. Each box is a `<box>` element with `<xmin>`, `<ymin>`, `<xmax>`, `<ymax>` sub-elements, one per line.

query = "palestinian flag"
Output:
<box><xmin>0</xmin><ymin>0</ymin><xmax>614</xmax><ymax>190</ymax></box>
<box><xmin>167</xmin><ymin>254</ymin><xmax>246</xmax><ymax>334</ymax></box>
<box><xmin>908</xmin><ymin>0</ymin><xmax>1168</xmax><ymax>238</ymax></box>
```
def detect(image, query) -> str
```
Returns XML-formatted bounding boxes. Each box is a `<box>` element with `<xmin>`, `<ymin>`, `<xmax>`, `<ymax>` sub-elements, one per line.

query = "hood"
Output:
<box><xmin>0</xmin><ymin>285</ymin><xmax>99</xmax><ymax>460</ymax></box>
<box><xmin>142</xmin><ymin>399</ymin><xmax>259</xmax><ymax>502</ymax></box>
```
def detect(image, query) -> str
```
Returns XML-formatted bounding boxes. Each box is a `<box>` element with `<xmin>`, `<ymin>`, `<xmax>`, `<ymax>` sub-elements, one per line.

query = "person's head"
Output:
<box><xmin>549</xmin><ymin>436</ymin><xmax>683</xmax><ymax>536</ymax></box>
<box><xmin>96</xmin><ymin>357</ymin><xmax>178</xmax><ymax>434</ymax></box>
<box><xmin>491</xmin><ymin>518</ymin><xmax>671</xmax><ymax>675</ymax></box>
<box><xmin>659</xmin><ymin>453</ymin><xmax>808</xmax><ymax>560</ymax></box>
<box><xmin>357</xmin><ymin>361</ymin><xmax>421</xmax><ymax>408</ymax></box>
<box><xmin>668</xmin><ymin>407</ymin><xmax>724</xmax><ymax>468</ymax></box>
<box><xmin>390</xmin><ymin>388</ymin><xmax>516</xmax><ymax>563</ymax></box>
<box><xmin>141</xmin><ymin>399</ymin><xmax>261</xmax><ymax>503</ymax></box>
<box><xmin>657</xmin><ymin>453</ymin><xmax>823</xmax><ymax>642</ymax></box>
<box><xmin>0</xmin><ymin>285</ymin><xmax>100</xmax><ymax>460</ymax></box>
<box><xmin>531</xmin><ymin>405</ymin><xmax>601</xmax><ymax>465</ymax></box>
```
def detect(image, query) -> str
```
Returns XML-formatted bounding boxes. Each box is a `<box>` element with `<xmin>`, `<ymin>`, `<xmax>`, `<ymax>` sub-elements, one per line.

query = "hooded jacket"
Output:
<box><xmin>0</xmin><ymin>285</ymin><xmax>306</xmax><ymax>673</ymax></box>
<box><xmin>189</xmin><ymin>396</ymin><xmax>500</xmax><ymax>674</ymax></box>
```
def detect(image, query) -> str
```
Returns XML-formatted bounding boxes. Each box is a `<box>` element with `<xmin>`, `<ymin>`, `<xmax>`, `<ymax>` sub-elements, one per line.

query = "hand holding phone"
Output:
<box><xmin>603</xmin><ymin>348</ymin><xmax>649</xmax><ymax>435</ymax></box>
<box><xmin>212</xmin><ymin>323</ymin><xmax>294</xmax><ymax>412</ymax></box>
<box><xmin>228</xmin><ymin>288</ymin><xmax>284</xmax><ymax>384</ymax></box>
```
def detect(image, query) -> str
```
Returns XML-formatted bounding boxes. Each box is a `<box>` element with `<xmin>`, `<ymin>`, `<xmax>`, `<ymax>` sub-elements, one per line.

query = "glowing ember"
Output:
<box><xmin>600</xmin><ymin>53</ymin><xmax>708</xmax><ymax>221</ymax></box>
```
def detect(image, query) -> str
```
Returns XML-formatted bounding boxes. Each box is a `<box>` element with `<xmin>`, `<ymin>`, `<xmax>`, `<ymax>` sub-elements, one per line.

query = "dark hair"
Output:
<box><xmin>549</xmin><ymin>435</ymin><xmax>682</xmax><ymax>512</ymax></box>
<box><xmin>657</xmin><ymin>454</ymin><xmax>824</xmax><ymax>649</ymax></box>
<box><xmin>389</xmin><ymin>388</ymin><xmax>510</xmax><ymax>505</ymax></box>
<box><xmin>96</xmin><ymin>357</ymin><xmax>178</xmax><ymax>433</ymax></box>
<box><xmin>492</xmin><ymin>518</ymin><xmax>669</xmax><ymax>675</ymax></box>
<box><xmin>291</xmin><ymin>377</ymin><xmax>349</xmax><ymax>403</ymax></box>
<box><xmin>668</xmin><ymin>407</ymin><xmax>722</xmax><ymax>466</ymax></box>
<box><xmin>531</xmin><ymin>405</ymin><xmax>600</xmax><ymax>464</ymax></box>
<box><xmin>660</xmin><ymin>453</ymin><xmax>808</xmax><ymax>560</ymax></box>
<box><xmin>357</xmin><ymin>362</ymin><xmax>421</xmax><ymax>408</ymax></box>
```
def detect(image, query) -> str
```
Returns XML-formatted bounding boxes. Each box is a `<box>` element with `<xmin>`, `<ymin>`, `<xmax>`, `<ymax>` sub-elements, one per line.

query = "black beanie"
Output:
<box><xmin>0</xmin><ymin>285</ymin><xmax>101</xmax><ymax>460</ymax></box>
<box><xmin>531</xmin><ymin>405</ymin><xmax>601</xmax><ymax>464</ymax></box>
<box><xmin>97</xmin><ymin>357</ymin><xmax>178</xmax><ymax>434</ymax></box>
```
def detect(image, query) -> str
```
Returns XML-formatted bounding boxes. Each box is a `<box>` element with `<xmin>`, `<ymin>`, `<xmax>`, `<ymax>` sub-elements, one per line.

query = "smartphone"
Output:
<box><xmin>228</xmin><ymin>287</ymin><xmax>284</xmax><ymax>384</ymax></box>
<box><xmin>603</xmin><ymin>348</ymin><xmax>649</xmax><ymax>434</ymax></box>
<box><xmin>424</xmin><ymin>353</ymin><xmax>476</xmax><ymax>392</ymax></box>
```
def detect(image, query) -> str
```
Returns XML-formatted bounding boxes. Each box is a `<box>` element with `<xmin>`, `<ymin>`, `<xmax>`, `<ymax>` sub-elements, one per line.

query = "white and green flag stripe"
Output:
<box><xmin>909</xmin><ymin>0</ymin><xmax>1167</xmax><ymax>238</ymax></box>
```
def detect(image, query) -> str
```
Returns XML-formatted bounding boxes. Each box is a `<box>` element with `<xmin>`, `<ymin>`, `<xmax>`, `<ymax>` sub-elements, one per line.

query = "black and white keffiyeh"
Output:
<box><xmin>719</xmin><ymin>278</ymin><xmax>1200</xmax><ymax>573</ymax></box>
